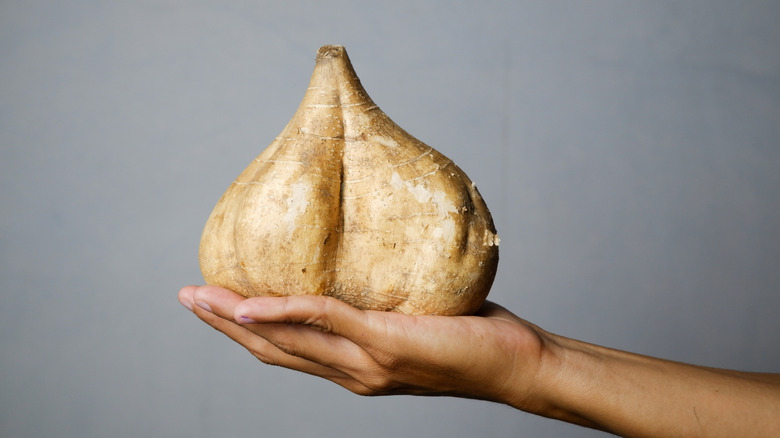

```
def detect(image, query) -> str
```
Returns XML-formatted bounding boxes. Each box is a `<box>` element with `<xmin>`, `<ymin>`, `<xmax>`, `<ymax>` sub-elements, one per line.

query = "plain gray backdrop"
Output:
<box><xmin>2</xmin><ymin>1</ymin><xmax>779</xmax><ymax>437</ymax></box>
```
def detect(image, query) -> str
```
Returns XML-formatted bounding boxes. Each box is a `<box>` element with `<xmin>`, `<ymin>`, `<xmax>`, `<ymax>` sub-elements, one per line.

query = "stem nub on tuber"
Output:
<box><xmin>199</xmin><ymin>45</ymin><xmax>499</xmax><ymax>315</ymax></box>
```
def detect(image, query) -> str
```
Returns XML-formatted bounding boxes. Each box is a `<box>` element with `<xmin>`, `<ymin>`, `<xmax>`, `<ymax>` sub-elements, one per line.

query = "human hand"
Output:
<box><xmin>179</xmin><ymin>285</ymin><xmax>780</xmax><ymax>437</ymax></box>
<box><xmin>177</xmin><ymin>285</ymin><xmax>549</xmax><ymax>407</ymax></box>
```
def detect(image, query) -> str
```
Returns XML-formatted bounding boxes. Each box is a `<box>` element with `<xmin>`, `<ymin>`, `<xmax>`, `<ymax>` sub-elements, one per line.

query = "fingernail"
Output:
<box><xmin>196</xmin><ymin>301</ymin><xmax>212</xmax><ymax>312</ymax></box>
<box><xmin>237</xmin><ymin>315</ymin><xmax>257</xmax><ymax>324</ymax></box>
<box><xmin>180</xmin><ymin>298</ymin><xmax>193</xmax><ymax>311</ymax></box>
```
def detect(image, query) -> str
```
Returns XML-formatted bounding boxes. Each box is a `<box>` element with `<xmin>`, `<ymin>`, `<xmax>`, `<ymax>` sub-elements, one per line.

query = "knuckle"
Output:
<box><xmin>307</xmin><ymin>296</ymin><xmax>337</xmax><ymax>332</ymax></box>
<box><xmin>362</xmin><ymin>380</ymin><xmax>398</xmax><ymax>395</ymax></box>
<box><xmin>269</xmin><ymin>337</ymin><xmax>302</xmax><ymax>359</ymax></box>
<box><xmin>248</xmin><ymin>349</ymin><xmax>280</xmax><ymax>367</ymax></box>
<box><xmin>245</xmin><ymin>339</ymin><xmax>297</xmax><ymax>367</ymax></box>
<box><xmin>357</xmin><ymin>369</ymin><xmax>400</xmax><ymax>395</ymax></box>
<box><xmin>368</xmin><ymin>349</ymin><xmax>404</xmax><ymax>371</ymax></box>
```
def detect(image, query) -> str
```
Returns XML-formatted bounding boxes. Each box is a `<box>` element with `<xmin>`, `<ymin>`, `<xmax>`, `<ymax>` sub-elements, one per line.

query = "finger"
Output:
<box><xmin>178</xmin><ymin>285</ymin><xmax>198</xmax><ymax>311</ymax></box>
<box><xmin>191</xmin><ymin>285</ymin><xmax>247</xmax><ymax>319</ymax></box>
<box><xmin>234</xmin><ymin>294</ymin><xmax>370</xmax><ymax>338</ymax></box>
<box><xmin>242</xmin><ymin>320</ymin><xmax>377</xmax><ymax>389</ymax></box>
<box><xmin>179</xmin><ymin>285</ymin><xmax>281</xmax><ymax>361</ymax></box>
<box><xmin>182</xmin><ymin>287</ymin><xmax>356</xmax><ymax>382</ymax></box>
<box><xmin>235</xmin><ymin>296</ymin><xmax>375</xmax><ymax>370</ymax></box>
<box><xmin>244</xmin><ymin>319</ymin><xmax>371</xmax><ymax>372</ymax></box>
<box><xmin>185</xmin><ymin>286</ymin><xmax>297</xmax><ymax>361</ymax></box>
<box><xmin>189</xmin><ymin>288</ymin><xmax>367</xmax><ymax>367</ymax></box>
<box><xmin>182</xmin><ymin>285</ymin><xmax>258</xmax><ymax>345</ymax></box>
<box><xmin>180</xmin><ymin>288</ymin><xmax>392</xmax><ymax>395</ymax></box>
<box><xmin>186</xmin><ymin>287</ymin><xmax>257</xmax><ymax>345</ymax></box>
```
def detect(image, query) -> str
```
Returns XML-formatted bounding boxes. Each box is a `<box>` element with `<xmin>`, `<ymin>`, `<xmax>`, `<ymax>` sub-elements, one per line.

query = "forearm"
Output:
<box><xmin>181</xmin><ymin>287</ymin><xmax>778</xmax><ymax>436</ymax></box>
<box><xmin>512</xmin><ymin>332</ymin><xmax>780</xmax><ymax>437</ymax></box>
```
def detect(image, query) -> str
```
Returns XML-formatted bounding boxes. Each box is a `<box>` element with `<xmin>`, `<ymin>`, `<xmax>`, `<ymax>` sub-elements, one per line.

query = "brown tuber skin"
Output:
<box><xmin>199</xmin><ymin>45</ymin><xmax>499</xmax><ymax>315</ymax></box>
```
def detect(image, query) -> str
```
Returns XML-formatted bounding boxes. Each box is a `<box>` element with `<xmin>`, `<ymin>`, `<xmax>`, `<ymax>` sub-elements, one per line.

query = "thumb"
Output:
<box><xmin>234</xmin><ymin>295</ymin><xmax>371</xmax><ymax>339</ymax></box>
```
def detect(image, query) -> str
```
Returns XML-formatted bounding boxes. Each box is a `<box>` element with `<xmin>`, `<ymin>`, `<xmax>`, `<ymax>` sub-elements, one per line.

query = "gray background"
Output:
<box><xmin>2</xmin><ymin>1</ymin><xmax>779</xmax><ymax>437</ymax></box>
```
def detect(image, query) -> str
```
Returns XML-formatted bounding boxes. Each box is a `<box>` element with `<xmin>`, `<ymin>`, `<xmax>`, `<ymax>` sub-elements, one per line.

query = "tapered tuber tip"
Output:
<box><xmin>316</xmin><ymin>44</ymin><xmax>347</xmax><ymax>60</ymax></box>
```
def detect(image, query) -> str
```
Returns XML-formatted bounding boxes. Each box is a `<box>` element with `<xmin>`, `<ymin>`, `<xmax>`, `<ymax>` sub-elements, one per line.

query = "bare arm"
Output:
<box><xmin>534</xmin><ymin>333</ymin><xmax>780</xmax><ymax>436</ymax></box>
<box><xmin>178</xmin><ymin>285</ymin><xmax>780</xmax><ymax>437</ymax></box>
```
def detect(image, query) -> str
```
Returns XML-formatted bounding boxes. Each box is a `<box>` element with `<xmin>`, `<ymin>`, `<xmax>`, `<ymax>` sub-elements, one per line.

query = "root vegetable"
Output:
<box><xmin>199</xmin><ymin>45</ymin><xmax>499</xmax><ymax>315</ymax></box>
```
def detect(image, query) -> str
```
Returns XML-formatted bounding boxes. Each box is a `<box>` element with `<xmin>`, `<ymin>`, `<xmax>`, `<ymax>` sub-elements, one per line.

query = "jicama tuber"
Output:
<box><xmin>199</xmin><ymin>45</ymin><xmax>499</xmax><ymax>315</ymax></box>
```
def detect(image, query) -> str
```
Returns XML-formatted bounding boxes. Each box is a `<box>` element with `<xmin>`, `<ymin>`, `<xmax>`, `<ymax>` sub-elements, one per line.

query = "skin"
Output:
<box><xmin>178</xmin><ymin>285</ymin><xmax>780</xmax><ymax>437</ymax></box>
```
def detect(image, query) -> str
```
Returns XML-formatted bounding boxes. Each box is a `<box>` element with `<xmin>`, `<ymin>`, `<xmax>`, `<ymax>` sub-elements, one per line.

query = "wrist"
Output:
<box><xmin>504</xmin><ymin>330</ymin><xmax>608</xmax><ymax>431</ymax></box>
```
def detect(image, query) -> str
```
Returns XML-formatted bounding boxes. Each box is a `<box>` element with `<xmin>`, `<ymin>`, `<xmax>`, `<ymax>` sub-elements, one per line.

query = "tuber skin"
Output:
<box><xmin>199</xmin><ymin>45</ymin><xmax>498</xmax><ymax>315</ymax></box>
